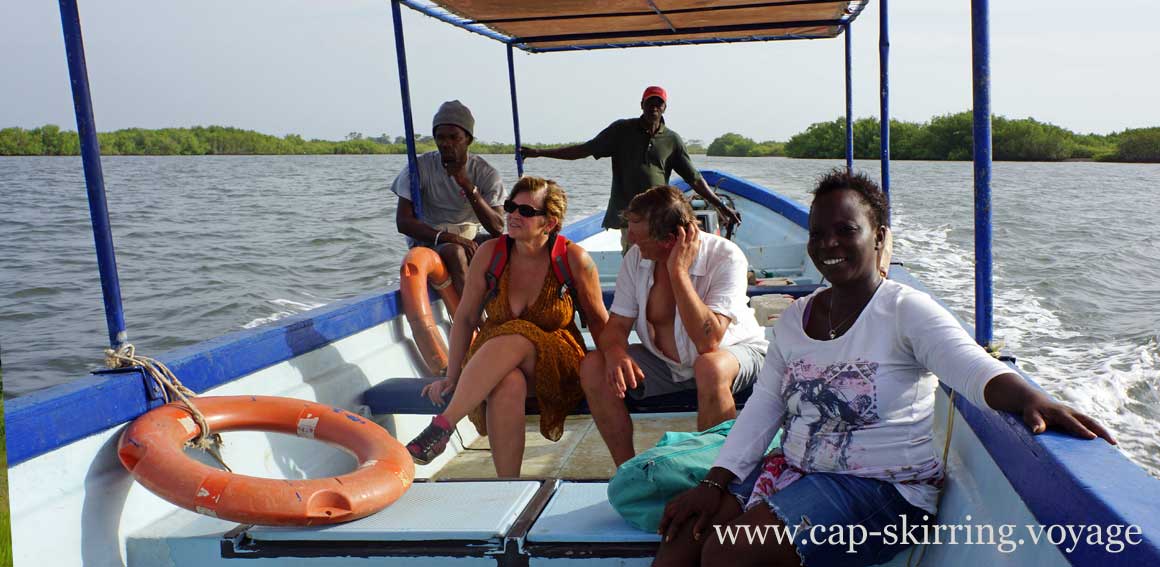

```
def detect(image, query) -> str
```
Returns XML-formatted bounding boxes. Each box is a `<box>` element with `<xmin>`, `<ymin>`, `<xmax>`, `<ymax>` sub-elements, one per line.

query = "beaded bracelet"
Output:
<box><xmin>699</xmin><ymin>479</ymin><xmax>727</xmax><ymax>493</ymax></box>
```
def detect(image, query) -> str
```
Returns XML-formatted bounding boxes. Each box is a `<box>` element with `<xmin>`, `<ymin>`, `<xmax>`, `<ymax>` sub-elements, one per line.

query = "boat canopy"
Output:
<box><xmin>401</xmin><ymin>0</ymin><xmax>868</xmax><ymax>52</ymax></box>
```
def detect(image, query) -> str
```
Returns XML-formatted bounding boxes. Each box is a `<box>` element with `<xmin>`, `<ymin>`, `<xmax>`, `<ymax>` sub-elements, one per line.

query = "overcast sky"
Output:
<box><xmin>3</xmin><ymin>0</ymin><xmax>1157</xmax><ymax>144</ymax></box>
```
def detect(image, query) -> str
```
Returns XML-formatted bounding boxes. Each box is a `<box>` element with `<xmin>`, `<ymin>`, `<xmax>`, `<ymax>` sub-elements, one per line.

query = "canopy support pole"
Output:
<box><xmin>972</xmin><ymin>0</ymin><xmax>994</xmax><ymax>347</ymax></box>
<box><xmin>844</xmin><ymin>23</ymin><xmax>854</xmax><ymax>172</ymax></box>
<box><xmin>390</xmin><ymin>0</ymin><xmax>422</xmax><ymax>217</ymax></box>
<box><xmin>506</xmin><ymin>44</ymin><xmax>524</xmax><ymax>176</ymax></box>
<box><xmin>58</xmin><ymin>0</ymin><xmax>127</xmax><ymax>350</ymax></box>
<box><xmin>878</xmin><ymin>0</ymin><xmax>891</xmax><ymax>219</ymax></box>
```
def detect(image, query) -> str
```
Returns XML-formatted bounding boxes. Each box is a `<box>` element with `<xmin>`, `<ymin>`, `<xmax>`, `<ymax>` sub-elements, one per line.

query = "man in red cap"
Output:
<box><xmin>522</xmin><ymin>87</ymin><xmax>740</xmax><ymax>250</ymax></box>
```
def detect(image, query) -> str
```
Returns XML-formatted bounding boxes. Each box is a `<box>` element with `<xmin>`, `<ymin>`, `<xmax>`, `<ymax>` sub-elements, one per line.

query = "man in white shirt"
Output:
<box><xmin>580</xmin><ymin>185</ymin><xmax>768</xmax><ymax>466</ymax></box>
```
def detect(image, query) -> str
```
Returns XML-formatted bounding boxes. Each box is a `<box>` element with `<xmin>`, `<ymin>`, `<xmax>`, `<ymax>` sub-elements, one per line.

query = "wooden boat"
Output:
<box><xmin>6</xmin><ymin>1</ymin><xmax>1158</xmax><ymax>565</ymax></box>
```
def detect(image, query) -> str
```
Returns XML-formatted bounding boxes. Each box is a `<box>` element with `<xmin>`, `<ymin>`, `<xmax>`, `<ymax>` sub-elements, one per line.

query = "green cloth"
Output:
<box><xmin>607</xmin><ymin>420</ymin><xmax>784</xmax><ymax>533</ymax></box>
<box><xmin>583</xmin><ymin>118</ymin><xmax>702</xmax><ymax>229</ymax></box>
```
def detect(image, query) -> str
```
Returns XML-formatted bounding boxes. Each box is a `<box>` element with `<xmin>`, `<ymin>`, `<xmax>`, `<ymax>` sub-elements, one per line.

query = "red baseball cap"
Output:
<box><xmin>641</xmin><ymin>86</ymin><xmax>667</xmax><ymax>103</ymax></box>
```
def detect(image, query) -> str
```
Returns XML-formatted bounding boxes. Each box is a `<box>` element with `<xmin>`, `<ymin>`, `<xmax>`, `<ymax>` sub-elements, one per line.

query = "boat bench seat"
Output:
<box><xmin>527</xmin><ymin>481</ymin><xmax>660</xmax><ymax>545</ymax></box>
<box><xmin>366</xmin><ymin>283</ymin><xmax>820</xmax><ymax>416</ymax></box>
<box><xmin>362</xmin><ymin>377</ymin><xmax>754</xmax><ymax>416</ymax></box>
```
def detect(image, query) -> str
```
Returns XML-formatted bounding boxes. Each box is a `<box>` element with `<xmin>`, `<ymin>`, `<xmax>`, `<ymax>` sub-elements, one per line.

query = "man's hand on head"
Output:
<box><xmin>666</xmin><ymin>223</ymin><xmax>701</xmax><ymax>276</ymax></box>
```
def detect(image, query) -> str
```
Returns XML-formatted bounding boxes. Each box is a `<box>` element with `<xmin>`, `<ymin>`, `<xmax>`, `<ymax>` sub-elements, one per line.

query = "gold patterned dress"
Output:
<box><xmin>463</xmin><ymin>264</ymin><xmax>586</xmax><ymax>442</ymax></box>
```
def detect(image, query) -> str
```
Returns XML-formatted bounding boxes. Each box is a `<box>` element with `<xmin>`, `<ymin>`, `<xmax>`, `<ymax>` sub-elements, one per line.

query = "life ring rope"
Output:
<box><xmin>105</xmin><ymin>342</ymin><xmax>230</xmax><ymax>470</ymax></box>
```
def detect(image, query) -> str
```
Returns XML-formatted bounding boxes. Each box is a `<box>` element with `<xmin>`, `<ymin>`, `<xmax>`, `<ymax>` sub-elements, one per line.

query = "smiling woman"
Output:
<box><xmin>652</xmin><ymin>169</ymin><xmax>1117</xmax><ymax>567</ymax></box>
<box><xmin>806</xmin><ymin>169</ymin><xmax>891</xmax><ymax>335</ymax></box>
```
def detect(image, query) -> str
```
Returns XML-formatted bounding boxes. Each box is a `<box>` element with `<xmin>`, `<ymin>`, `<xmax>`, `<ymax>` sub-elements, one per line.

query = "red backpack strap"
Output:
<box><xmin>480</xmin><ymin>235</ymin><xmax>513</xmax><ymax>319</ymax></box>
<box><xmin>548</xmin><ymin>232</ymin><xmax>586</xmax><ymax>328</ymax></box>
<box><xmin>548</xmin><ymin>233</ymin><xmax>573</xmax><ymax>288</ymax></box>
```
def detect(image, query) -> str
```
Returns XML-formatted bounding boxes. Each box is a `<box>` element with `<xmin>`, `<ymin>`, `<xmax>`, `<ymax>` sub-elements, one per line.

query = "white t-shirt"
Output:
<box><xmin>713</xmin><ymin>279</ymin><xmax>1012</xmax><ymax>513</ymax></box>
<box><xmin>610</xmin><ymin>233</ymin><xmax>769</xmax><ymax>380</ymax></box>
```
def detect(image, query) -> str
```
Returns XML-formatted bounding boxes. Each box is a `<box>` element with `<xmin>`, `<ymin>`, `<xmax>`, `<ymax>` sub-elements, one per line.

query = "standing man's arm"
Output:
<box><xmin>521</xmin><ymin>144</ymin><xmax>592</xmax><ymax>161</ymax></box>
<box><xmin>670</xmin><ymin>136</ymin><xmax>742</xmax><ymax>226</ymax></box>
<box><xmin>689</xmin><ymin>178</ymin><xmax>742</xmax><ymax>227</ymax></box>
<box><xmin>667</xmin><ymin>225</ymin><xmax>731</xmax><ymax>354</ymax></box>
<box><xmin>524</xmin><ymin>121</ymin><xmax>619</xmax><ymax>162</ymax></box>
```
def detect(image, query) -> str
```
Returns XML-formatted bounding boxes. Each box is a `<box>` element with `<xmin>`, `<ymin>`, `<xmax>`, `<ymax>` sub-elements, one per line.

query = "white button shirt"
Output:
<box><xmin>610</xmin><ymin>233</ymin><xmax>768</xmax><ymax>380</ymax></box>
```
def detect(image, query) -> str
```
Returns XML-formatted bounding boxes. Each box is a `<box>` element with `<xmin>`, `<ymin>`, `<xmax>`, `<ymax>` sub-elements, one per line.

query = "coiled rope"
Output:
<box><xmin>105</xmin><ymin>343</ymin><xmax>231</xmax><ymax>472</ymax></box>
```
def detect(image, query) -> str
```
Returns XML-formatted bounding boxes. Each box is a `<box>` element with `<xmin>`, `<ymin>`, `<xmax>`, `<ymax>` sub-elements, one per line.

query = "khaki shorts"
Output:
<box><xmin>625</xmin><ymin>343</ymin><xmax>766</xmax><ymax>400</ymax></box>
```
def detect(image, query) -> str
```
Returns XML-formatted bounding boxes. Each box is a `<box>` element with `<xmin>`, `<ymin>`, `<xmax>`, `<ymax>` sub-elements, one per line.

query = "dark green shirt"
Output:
<box><xmin>583</xmin><ymin>118</ymin><xmax>702</xmax><ymax>229</ymax></box>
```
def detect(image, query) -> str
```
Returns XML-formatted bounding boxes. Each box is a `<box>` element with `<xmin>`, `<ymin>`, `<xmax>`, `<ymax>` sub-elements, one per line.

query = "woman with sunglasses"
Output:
<box><xmin>405</xmin><ymin>176</ymin><xmax>609</xmax><ymax>476</ymax></box>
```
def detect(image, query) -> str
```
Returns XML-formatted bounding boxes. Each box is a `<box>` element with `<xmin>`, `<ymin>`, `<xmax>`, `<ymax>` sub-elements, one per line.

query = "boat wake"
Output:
<box><xmin>893</xmin><ymin>214</ymin><xmax>1160</xmax><ymax>478</ymax></box>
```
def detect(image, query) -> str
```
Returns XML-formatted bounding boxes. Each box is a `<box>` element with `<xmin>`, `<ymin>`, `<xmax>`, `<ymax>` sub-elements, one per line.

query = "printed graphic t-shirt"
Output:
<box><xmin>713</xmin><ymin>280</ymin><xmax>1012</xmax><ymax>513</ymax></box>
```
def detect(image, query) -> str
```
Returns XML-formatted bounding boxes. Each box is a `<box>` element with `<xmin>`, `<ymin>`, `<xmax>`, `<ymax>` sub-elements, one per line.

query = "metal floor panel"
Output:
<box><xmin>527</xmin><ymin>482</ymin><xmax>660</xmax><ymax>544</ymax></box>
<box><xmin>247</xmin><ymin>481</ymin><xmax>541</xmax><ymax>541</ymax></box>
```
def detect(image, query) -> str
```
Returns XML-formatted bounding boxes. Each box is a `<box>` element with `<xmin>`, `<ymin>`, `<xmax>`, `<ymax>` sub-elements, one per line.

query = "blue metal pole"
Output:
<box><xmin>844</xmin><ymin>23</ymin><xmax>853</xmax><ymax>172</ymax></box>
<box><xmin>58</xmin><ymin>0</ymin><xmax>127</xmax><ymax>350</ymax></box>
<box><xmin>506</xmin><ymin>44</ymin><xmax>524</xmax><ymax>176</ymax></box>
<box><xmin>878</xmin><ymin>0</ymin><xmax>891</xmax><ymax>216</ymax></box>
<box><xmin>972</xmin><ymin>0</ymin><xmax>994</xmax><ymax>347</ymax></box>
<box><xmin>390</xmin><ymin>0</ymin><xmax>422</xmax><ymax>217</ymax></box>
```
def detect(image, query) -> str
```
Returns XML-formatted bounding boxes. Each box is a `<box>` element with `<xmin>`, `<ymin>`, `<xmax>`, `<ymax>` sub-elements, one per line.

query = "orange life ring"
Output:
<box><xmin>400</xmin><ymin>246</ymin><xmax>461</xmax><ymax>375</ymax></box>
<box><xmin>117</xmin><ymin>396</ymin><xmax>413</xmax><ymax>526</ymax></box>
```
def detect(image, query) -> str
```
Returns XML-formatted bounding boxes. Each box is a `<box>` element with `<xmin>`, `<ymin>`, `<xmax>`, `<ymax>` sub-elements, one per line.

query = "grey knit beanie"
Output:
<box><xmin>432</xmin><ymin>100</ymin><xmax>474</xmax><ymax>138</ymax></box>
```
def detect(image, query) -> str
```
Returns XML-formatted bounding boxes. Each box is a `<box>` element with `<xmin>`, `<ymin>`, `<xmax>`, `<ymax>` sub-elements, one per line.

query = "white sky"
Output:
<box><xmin>3</xmin><ymin>0</ymin><xmax>1157</xmax><ymax>144</ymax></box>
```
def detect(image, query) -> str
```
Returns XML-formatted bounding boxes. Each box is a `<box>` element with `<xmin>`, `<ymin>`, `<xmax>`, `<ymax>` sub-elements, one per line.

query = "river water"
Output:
<box><xmin>1</xmin><ymin>155</ymin><xmax>1157</xmax><ymax>476</ymax></box>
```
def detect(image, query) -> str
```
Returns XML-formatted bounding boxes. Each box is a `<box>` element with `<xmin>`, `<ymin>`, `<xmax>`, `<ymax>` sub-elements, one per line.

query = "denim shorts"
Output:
<box><xmin>728</xmin><ymin>466</ymin><xmax>932</xmax><ymax>566</ymax></box>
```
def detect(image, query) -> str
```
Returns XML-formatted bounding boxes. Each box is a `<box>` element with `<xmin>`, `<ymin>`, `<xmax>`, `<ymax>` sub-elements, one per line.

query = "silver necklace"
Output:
<box><xmin>827</xmin><ymin>291</ymin><xmax>859</xmax><ymax>339</ymax></box>
<box><xmin>827</xmin><ymin>280</ymin><xmax>883</xmax><ymax>339</ymax></box>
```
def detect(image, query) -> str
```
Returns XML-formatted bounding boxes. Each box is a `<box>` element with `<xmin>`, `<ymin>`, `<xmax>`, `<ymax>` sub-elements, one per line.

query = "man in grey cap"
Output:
<box><xmin>392</xmin><ymin>100</ymin><xmax>506</xmax><ymax>294</ymax></box>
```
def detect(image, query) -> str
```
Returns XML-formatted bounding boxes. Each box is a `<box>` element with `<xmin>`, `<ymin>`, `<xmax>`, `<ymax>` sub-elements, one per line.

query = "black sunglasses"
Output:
<box><xmin>503</xmin><ymin>199</ymin><xmax>548</xmax><ymax>218</ymax></box>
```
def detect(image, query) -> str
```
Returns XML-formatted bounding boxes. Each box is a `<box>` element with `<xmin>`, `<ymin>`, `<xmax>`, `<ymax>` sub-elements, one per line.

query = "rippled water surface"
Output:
<box><xmin>2</xmin><ymin>155</ymin><xmax>1158</xmax><ymax>475</ymax></box>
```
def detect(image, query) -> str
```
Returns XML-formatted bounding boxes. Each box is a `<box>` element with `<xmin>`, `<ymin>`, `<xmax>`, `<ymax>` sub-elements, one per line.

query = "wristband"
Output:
<box><xmin>434</xmin><ymin>231</ymin><xmax>444</xmax><ymax>246</ymax></box>
<box><xmin>699</xmin><ymin>479</ymin><xmax>727</xmax><ymax>493</ymax></box>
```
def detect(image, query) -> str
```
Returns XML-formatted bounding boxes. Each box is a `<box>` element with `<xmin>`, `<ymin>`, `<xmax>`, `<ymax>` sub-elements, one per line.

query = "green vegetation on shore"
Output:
<box><xmin>0</xmin><ymin>125</ymin><xmax>525</xmax><ymax>156</ymax></box>
<box><xmin>705</xmin><ymin>133</ymin><xmax>785</xmax><ymax>157</ymax></box>
<box><xmin>4</xmin><ymin>113</ymin><xmax>1159</xmax><ymax>163</ymax></box>
<box><xmin>737</xmin><ymin>112</ymin><xmax>1157</xmax><ymax>163</ymax></box>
